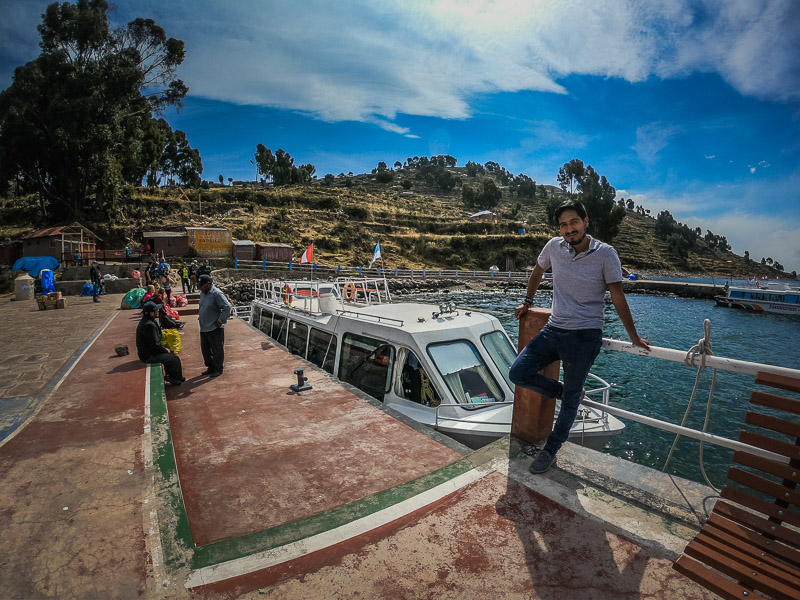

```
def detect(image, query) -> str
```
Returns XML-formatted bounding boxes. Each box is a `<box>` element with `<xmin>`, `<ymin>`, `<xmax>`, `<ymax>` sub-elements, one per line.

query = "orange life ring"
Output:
<box><xmin>343</xmin><ymin>282</ymin><xmax>357</xmax><ymax>302</ymax></box>
<box><xmin>282</xmin><ymin>283</ymin><xmax>293</xmax><ymax>305</ymax></box>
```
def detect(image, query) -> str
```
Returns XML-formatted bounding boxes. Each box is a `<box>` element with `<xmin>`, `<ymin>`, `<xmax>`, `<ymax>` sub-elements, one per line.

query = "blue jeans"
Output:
<box><xmin>509</xmin><ymin>324</ymin><xmax>603</xmax><ymax>455</ymax></box>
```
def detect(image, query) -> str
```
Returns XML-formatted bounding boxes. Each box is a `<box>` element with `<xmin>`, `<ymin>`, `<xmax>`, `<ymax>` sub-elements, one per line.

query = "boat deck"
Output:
<box><xmin>0</xmin><ymin>293</ymin><xmax>720</xmax><ymax>599</ymax></box>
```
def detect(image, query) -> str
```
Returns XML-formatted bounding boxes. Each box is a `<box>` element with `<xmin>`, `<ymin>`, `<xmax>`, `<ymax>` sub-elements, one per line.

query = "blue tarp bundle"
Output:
<box><xmin>12</xmin><ymin>256</ymin><xmax>60</xmax><ymax>277</ymax></box>
<box><xmin>41</xmin><ymin>270</ymin><xmax>56</xmax><ymax>294</ymax></box>
<box><xmin>82</xmin><ymin>282</ymin><xmax>95</xmax><ymax>297</ymax></box>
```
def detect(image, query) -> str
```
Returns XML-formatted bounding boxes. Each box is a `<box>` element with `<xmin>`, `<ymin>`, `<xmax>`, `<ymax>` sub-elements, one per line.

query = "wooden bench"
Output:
<box><xmin>673</xmin><ymin>371</ymin><xmax>800</xmax><ymax>599</ymax></box>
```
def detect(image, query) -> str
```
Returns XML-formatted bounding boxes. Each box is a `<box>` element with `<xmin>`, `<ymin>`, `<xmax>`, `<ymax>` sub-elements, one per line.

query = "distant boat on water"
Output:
<box><xmin>715</xmin><ymin>280</ymin><xmax>800</xmax><ymax>315</ymax></box>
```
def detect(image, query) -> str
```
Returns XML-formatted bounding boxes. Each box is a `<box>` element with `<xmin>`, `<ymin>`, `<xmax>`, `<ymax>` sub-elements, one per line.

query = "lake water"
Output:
<box><xmin>401</xmin><ymin>288</ymin><xmax>800</xmax><ymax>488</ymax></box>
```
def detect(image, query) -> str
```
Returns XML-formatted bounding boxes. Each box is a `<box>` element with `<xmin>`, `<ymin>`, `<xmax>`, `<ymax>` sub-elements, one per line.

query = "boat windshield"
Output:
<box><xmin>428</xmin><ymin>341</ymin><xmax>503</xmax><ymax>407</ymax></box>
<box><xmin>480</xmin><ymin>331</ymin><xmax>516</xmax><ymax>391</ymax></box>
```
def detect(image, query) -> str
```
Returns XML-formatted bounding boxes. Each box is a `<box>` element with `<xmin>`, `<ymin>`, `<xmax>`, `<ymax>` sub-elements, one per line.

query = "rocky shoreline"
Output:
<box><xmin>216</xmin><ymin>274</ymin><xmax>727</xmax><ymax>306</ymax></box>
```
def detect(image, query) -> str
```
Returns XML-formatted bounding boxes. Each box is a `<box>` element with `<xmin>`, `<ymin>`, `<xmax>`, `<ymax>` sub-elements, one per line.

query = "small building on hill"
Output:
<box><xmin>21</xmin><ymin>222</ymin><xmax>101</xmax><ymax>262</ymax></box>
<box><xmin>232</xmin><ymin>240</ymin><xmax>256</xmax><ymax>261</ymax></box>
<box><xmin>256</xmin><ymin>243</ymin><xmax>293</xmax><ymax>262</ymax></box>
<box><xmin>143</xmin><ymin>226</ymin><xmax>232</xmax><ymax>258</ymax></box>
<box><xmin>469</xmin><ymin>210</ymin><xmax>500</xmax><ymax>223</ymax></box>
<box><xmin>142</xmin><ymin>230</ymin><xmax>189</xmax><ymax>258</ymax></box>
<box><xmin>186</xmin><ymin>226</ymin><xmax>231</xmax><ymax>257</ymax></box>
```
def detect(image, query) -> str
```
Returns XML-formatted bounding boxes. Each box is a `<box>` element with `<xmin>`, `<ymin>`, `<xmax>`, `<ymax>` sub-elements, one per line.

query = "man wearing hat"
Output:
<box><xmin>89</xmin><ymin>260</ymin><xmax>102</xmax><ymax>303</ymax></box>
<box><xmin>136</xmin><ymin>301</ymin><xmax>185</xmax><ymax>386</ymax></box>
<box><xmin>197</xmin><ymin>274</ymin><xmax>231</xmax><ymax>377</ymax></box>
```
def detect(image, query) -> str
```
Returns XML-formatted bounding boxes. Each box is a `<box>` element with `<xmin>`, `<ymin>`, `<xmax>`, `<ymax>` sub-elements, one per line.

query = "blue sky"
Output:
<box><xmin>2</xmin><ymin>0</ymin><xmax>799</xmax><ymax>271</ymax></box>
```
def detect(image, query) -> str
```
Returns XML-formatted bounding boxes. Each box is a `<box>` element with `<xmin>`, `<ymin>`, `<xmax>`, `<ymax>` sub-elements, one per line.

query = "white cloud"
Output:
<box><xmin>750</xmin><ymin>167</ymin><xmax>757</xmax><ymax>174</ymax></box>
<box><xmin>101</xmin><ymin>0</ymin><xmax>800</xmax><ymax>133</ymax></box>
<box><xmin>633</xmin><ymin>123</ymin><xmax>681</xmax><ymax>163</ymax></box>
<box><xmin>705</xmin><ymin>155</ymin><xmax>715</xmax><ymax>159</ymax></box>
<box><xmin>3</xmin><ymin>0</ymin><xmax>798</xmax><ymax>135</ymax></box>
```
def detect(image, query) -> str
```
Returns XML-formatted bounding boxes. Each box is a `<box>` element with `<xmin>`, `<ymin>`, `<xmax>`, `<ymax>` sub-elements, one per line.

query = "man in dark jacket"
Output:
<box><xmin>136</xmin><ymin>301</ymin><xmax>185</xmax><ymax>385</ymax></box>
<box><xmin>89</xmin><ymin>260</ymin><xmax>102</xmax><ymax>303</ymax></box>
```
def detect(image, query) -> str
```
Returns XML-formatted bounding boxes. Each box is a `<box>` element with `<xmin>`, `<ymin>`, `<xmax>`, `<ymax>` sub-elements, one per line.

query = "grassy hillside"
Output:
<box><xmin>0</xmin><ymin>166</ymin><xmax>790</xmax><ymax>278</ymax></box>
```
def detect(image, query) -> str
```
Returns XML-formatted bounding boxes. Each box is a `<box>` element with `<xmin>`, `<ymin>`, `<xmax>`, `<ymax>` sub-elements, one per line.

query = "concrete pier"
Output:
<box><xmin>0</xmin><ymin>293</ymin><xmax>720</xmax><ymax>599</ymax></box>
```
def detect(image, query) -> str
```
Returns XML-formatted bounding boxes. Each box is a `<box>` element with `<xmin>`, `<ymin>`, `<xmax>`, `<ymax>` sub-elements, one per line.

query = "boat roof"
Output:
<box><xmin>256</xmin><ymin>298</ymin><xmax>503</xmax><ymax>337</ymax></box>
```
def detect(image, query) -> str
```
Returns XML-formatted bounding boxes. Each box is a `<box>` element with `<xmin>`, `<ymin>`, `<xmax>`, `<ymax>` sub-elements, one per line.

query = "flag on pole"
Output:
<box><xmin>368</xmin><ymin>243</ymin><xmax>382</xmax><ymax>268</ymax></box>
<box><xmin>300</xmin><ymin>243</ymin><xmax>313</xmax><ymax>264</ymax></box>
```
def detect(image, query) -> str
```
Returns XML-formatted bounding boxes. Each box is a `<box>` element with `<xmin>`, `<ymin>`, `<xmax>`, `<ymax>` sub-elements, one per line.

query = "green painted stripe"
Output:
<box><xmin>192</xmin><ymin>457</ymin><xmax>475</xmax><ymax>569</ymax></box>
<box><xmin>148</xmin><ymin>364</ymin><xmax>195</xmax><ymax>570</ymax></box>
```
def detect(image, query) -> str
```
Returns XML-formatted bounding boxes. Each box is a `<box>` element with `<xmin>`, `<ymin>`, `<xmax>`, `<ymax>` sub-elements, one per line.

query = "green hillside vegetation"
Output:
<box><xmin>1</xmin><ymin>160</ymin><xmax>791</xmax><ymax>280</ymax></box>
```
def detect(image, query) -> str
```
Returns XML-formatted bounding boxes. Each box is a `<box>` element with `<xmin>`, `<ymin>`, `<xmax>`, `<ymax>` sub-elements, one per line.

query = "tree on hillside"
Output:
<box><xmin>557</xmin><ymin>159</ymin><xmax>585</xmax><ymax>196</ymax></box>
<box><xmin>0</xmin><ymin>0</ymin><xmax>188</xmax><ymax>219</ymax></box>
<box><xmin>254</xmin><ymin>144</ymin><xmax>275</xmax><ymax>184</ymax></box>
<box><xmin>575</xmin><ymin>164</ymin><xmax>625</xmax><ymax>242</ymax></box>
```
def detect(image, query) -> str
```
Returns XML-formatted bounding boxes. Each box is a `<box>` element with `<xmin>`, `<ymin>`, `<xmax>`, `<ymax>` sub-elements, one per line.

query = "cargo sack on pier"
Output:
<box><xmin>121</xmin><ymin>288</ymin><xmax>146</xmax><ymax>310</ymax></box>
<box><xmin>175</xmin><ymin>294</ymin><xmax>188</xmax><ymax>307</ymax></box>
<box><xmin>162</xmin><ymin>329</ymin><xmax>181</xmax><ymax>354</ymax></box>
<box><xmin>82</xmin><ymin>282</ymin><xmax>94</xmax><ymax>296</ymax></box>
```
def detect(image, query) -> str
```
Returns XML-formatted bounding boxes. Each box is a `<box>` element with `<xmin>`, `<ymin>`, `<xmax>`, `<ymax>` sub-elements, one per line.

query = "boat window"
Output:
<box><xmin>308</xmin><ymin>328</ymin><xmax>337</xmax><ymax>374</ymax></box>
<box><xmin>339</xmin><ymin>333</ymin><xmax>395</xmax><ymax>401</ymax></box>
<box><xmin>272</xmin><ymin>313</ymin><xmax>287</xmax><ymax>345</ymax></box>
<box><xmin>400</xmin><ymin>350</ymin><xmax>441</xmax><ymax>407</ymax></box>
<box><xmin>286</xmin><ymin>320</ymin><xmax>308</xmax><ymax>357</ymax></box>
<box><xmin>258</xmin><ymin>309</ymin><xmax>273</xmax><ymax>336</ymax></box>
<box><xmin>786</xmin><ymin>295</ymin><xmax>799</xmax><ymax>304</ymax></box>
<box><xmin>481</xmin><ymin>331</ymin><xmax>516</xmax><ymax>391</ymax></box>
<box><xmin>730</xmin><ymin>291</ymin><xmax>743</xmax><ymax>298</ymax></box>
<box><xmin>251</xmin><ymin>307</ymin><xmax>261</xmax><ymax>330</ymax></box>
<box><xmin>428</xmin><ymin>341</ymin><xmax>503</xmax><ymax>407</ymax></box>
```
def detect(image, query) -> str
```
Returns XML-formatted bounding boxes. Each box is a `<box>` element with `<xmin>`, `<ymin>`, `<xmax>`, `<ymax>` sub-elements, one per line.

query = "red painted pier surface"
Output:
<box><xmin>0</xmin><ymin>310</ymin><xmax>149</xmax><ymax>599</ymax></box>
<box><xmin>167</xmin><ymin>317</ymin><xmax>462</xmax><ymax>545</ymax></box>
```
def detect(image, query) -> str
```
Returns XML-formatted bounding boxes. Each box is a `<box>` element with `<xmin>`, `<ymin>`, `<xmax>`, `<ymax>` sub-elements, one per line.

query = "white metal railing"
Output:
<box><xmin>586</xmin><ymin>338</ymin><xmax>798</xmax><ymax>463</ymax></box>
<box><xmin>232</xmin><ymin>305</ymin><xmax>251</xmax><ymax>322</ymax></box>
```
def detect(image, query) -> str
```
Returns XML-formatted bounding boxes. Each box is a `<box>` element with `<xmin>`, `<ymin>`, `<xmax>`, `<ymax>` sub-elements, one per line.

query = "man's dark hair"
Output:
<box><xmin>554</xmin><ymin>199</ymin><xmax>587</xmax><ymax>225</ymax></box>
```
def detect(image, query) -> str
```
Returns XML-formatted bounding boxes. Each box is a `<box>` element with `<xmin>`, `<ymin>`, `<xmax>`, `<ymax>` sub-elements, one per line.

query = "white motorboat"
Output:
<box><xmin>248</xmin><ymin>277</ymin><xmax>625</xmax><ymax>449</ymax></box>
<box><xmin>715</xmin><ymin>280</ymin><xmax>800</xmax><ymax>315</ymax></box>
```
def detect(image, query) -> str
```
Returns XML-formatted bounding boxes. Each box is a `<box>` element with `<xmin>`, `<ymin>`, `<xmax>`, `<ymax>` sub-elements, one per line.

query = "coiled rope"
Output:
<box><xmin>662</xmin><ymin>318</ymin><xmax>721</xmax><ymax>492</ymax></box>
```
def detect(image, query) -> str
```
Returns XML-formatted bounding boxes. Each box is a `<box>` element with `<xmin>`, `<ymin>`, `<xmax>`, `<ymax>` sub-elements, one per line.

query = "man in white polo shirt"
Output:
<box><xmin>510</xmin><ymin>199</ymin><xmax>650</xmax><ymax>474</ymax></box>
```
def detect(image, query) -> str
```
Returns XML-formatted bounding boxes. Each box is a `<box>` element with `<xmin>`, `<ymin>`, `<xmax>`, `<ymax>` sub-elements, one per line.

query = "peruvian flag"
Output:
<box><xmin>300</xmin><ymin>243</ymin><xmax>314</xmax><ymax>264</ymax></box>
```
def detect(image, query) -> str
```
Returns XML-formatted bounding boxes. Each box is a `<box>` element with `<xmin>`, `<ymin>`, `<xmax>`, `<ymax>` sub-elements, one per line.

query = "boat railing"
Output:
<box><xmin>332</xmin><ymin>277</ymin><xmax>393</xmax><ymax>305</ymax></box>
<box><xmin>232</xmin><ymin>305</ymin><xmax>251</xmax><ymax>323</ymax></box>
<box><xmin>584</xmin><ymin>336</ymin><xmax>800</xmax><ymax>464</ymax></box>
<box><xmin>253</xmin><ymin>278</ymin><xmax>339</xmax><ymax>315</ymax></box>
<box><xmin>433</xmin><ymin>373</ymin><xmax>612</xmax><ymax>430</ymax></box>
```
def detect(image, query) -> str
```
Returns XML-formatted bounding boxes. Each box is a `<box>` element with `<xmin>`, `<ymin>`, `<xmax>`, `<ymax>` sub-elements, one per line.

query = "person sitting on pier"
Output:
<box><xmin>135</xmin><ymin>301</ymin><xmax>185</xmax><ymax>386</ymax></box>
<box><xmin>510</xmin><ymin>200</ymin><xmax>650</xmax><ymax>474</ymax></box>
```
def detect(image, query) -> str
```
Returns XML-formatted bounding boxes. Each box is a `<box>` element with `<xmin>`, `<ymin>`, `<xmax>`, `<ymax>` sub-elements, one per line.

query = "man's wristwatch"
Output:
<box><xmin>523</xmin><ymin>295</ymin><xmax>533</xmax><ymax>306</ymax></box>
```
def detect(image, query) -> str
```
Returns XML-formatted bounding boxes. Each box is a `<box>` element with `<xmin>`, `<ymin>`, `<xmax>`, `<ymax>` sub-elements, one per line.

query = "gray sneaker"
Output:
<box><xmin>529</xmin><ymin>449</ymin><xmax>556</xmax><ymax>474</ymax></box>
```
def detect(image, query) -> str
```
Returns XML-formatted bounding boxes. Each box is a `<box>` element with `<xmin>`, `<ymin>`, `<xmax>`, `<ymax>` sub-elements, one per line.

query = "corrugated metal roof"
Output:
<box><xmin>21</xmin><ymin>222</ymin><xmax>101</xmax><ymax>240</ymax></box>
<box><xmin>232</xmin><ymin>240</ymin><xmax>255</xmax><ymax>245</ymax></box>
<box><xmin>142</xmin><ymin>231</ymin><xmax>187</xmax><ymax>238</ymax></box>
<box><xmin>256</xmin><ymin>242</ymin><xmax>293</xmax><ymax>248</ymax></box>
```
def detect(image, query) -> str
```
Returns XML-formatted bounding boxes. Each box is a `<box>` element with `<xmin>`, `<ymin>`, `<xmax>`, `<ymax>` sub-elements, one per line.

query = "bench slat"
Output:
<box><xmin>756</xmin><ymin>371</ymin><xmax>800</xmax><ymax>394</ymax></box>
<box><xmin>745</xmin><ymin>411</ymin><xmax>800</xmax><ymax>439</ymax></box>
<box><xmin>703</xmin><ymin>517</ymin><xmax>800</xmax><ymax>574</ymax></box>
<box><xmin>727</xmin><ymin>466</ymin><xmax>800</xmax><ymax>510</ymax></box>
<box><xmin>691</xmin><ymin>531</ymin><xmax>800</xmax><ymax>589</ymax></box>
<box><xmin>673</xmin><ymin>555</ymin><xmax>756</xmax><ymax>600</ymax></box>
<box><xmin>733</xmin><ymin>450</ymin><xmax>800</xmax><ymax>485</ymax></box>
<box><xmin>750</xmin><ymin>390</ymin><xmax>800</xmax><ymax>416</ymax></box>
<box><xmin>684</xmin><ymin>539</ymin><xmax>799</xmax><ymax>599</ymax></box>
<box><xmin>740</xmin><ymin>430</ymin><xmax>800</xmax><ymax>462</ymax></box>
<box><xmin>715</xmin><ymin>498</ymin><xmax>800</xmax><ymax>547</ymax></box>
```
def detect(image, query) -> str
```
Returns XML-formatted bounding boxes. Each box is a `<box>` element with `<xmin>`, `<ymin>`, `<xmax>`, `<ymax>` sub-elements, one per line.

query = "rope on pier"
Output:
<box><xmin>664</xmin><ymin>318</ymin><xmax>721</xmax><ymax>492</ymax></box>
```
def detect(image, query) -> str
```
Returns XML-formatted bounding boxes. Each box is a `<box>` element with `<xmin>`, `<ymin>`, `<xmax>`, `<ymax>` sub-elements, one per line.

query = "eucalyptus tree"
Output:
<box><xmin>0</xmin><ymin>0</ymin><xmax>188</xmax><ymax>219</ymax></box>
